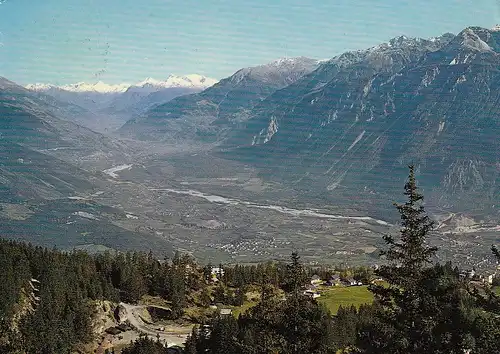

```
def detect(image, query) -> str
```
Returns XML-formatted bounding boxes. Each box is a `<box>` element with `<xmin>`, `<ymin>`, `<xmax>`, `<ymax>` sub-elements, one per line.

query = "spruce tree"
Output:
<box><xmin>184</xmin><ymin>326</ymin><xmax>199</xmax><ymax>354</ymax></box>
<box><xmin>170</xmin><ymin>261</ymin><xmax>186</xmax><ymax>320</ymax></box>
<box><xmin>378</xmin><ymin>164</ymin><xmax>437</xmax><ymax>286</ymax></box>
<box><xmin>356</xmin><ymin>165</ymin><xmax>500</xmax><ymax>354</ymax></box>
<box><xmin>283</xmin><ymin>252</ymin><xmax>306</xmax><ymax>296</ymax></box>
<box><xmin>233</xmin><ymin>286</ymin><xmax>246</xmax><ymax>306</ymax></box>
<box><xmin>282</xmin><ymin>252</ymin><xmax>308</xmax><ymax>354</ymax></box>
<box><xmin>358</xmin><ymin>165</ymin><xmax>438</xmax><ymax>353</ymax></box>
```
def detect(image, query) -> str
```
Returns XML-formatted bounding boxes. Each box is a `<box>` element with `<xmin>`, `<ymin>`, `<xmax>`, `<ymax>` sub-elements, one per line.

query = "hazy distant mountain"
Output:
<box><xmin>119</xmin><ymin>57</ymin><xmax>322</xmax><ymax>141</ymax></box>
<box><xmin>105</xmin><ymin>75</ymin><xmax>219</xmax><ymax>115</ymax></box>
<box><xmin>25</xmin><ymin>75</ymin><xmax>218</xmax><ymax>132</ymax></box>
<box><xmin>0</xmin><ymin>77</ymin><xmax>130</xmax><ymax>192</ymax></box>
<box><xmin>220</xmin><ymin>27</ymin><xmax>499</xmax><ymax>218</ymax></box>
<box><xmin>0</xmin><ymin>77</ymin><xmax>175</xmax><ymax>254</ymax></box>
<box><xmin>0</xmin><ymin>77</ymin><xmax>96</xmax><ymax>201</ymax></box>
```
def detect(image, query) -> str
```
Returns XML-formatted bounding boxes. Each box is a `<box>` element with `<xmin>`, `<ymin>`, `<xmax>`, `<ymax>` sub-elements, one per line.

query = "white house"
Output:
<box><xmin>343</xmin><ymin>278</ymin><xmax>361</xmax><ymax>286</ymax></box>
<box><xmin>211</xmin><ymin>267</ymin><xmax>225</xmax><ymax>277</ymax></box>
<box><xmin>304</xmin><ymin>289</ymin><xmax>321</xmax><ymax>299</ymax></box>
<box><xmin>220</xmin><ymin>308</ymin><xmax>232</xmax><ymax>316</ymax></box>
<box><xmin>310</xmin><ymin>274</ymin><xmax>322</xmax><ymax>285</ymax></box>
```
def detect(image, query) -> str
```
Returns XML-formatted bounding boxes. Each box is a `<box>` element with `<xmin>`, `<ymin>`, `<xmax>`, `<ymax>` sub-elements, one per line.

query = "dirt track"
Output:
<box><xmin>119</xmin><ymin>302</ymin><xmax>191</xmax><ymax>347</ymax></box>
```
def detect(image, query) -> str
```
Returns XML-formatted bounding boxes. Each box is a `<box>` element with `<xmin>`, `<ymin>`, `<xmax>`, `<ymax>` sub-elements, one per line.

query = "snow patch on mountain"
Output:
<box><xmin>264</xmin><ymin>116</ymin><xmax>279</xmax><ymax>143</ymax></box>
<box><xmin>268</xmin><ymin>57</ymin><xmax>316</xmax><ymax>67</ymax></box>
<box><xmin>73</xmin><ymin>211</ymin><xmax>99</xmax><ymax>220</ymax></box>
<box><xmin>420</xmin><ymin>67</ymin><xmax>440</xmax><ymax>88</ymax></box>
<box><xmin>438</xmin><ymin>121</ymin><xmax>445</xmax><ymax>134</ymax></box>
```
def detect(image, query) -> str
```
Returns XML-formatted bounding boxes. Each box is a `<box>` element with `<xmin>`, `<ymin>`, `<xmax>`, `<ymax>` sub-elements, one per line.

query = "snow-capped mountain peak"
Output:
<box><xmin>135</xmin><ymin>77</ymin><xmax>162</xmax><ymax>87</ymax></box>
<box><xmin>265</xmin><ymin>56</ymin><xmax>319</xmax><ymax>68</ymax></box>
<box><xmin>168</xmin><ymin>74</ymin><xmax>218</xmax><ymax>88</ymax></box>
<box><xmin>66</xmin><ymin>81</ymin><xmax>131</xmax><ymax>93</ymax></box>
<box><xmin>26</xmin><ymin>81</ymin><xmax>130</xmax><ymax>93</ymax></box>
<box><xmin>25</xmin><ymin>74</ymin><xmax>218</xmax><ymax>94</ymax></box>
<box><xmin>25</xmin><ymin>83</ymin><xmax>58</xmax><ymax>91</ymax></box>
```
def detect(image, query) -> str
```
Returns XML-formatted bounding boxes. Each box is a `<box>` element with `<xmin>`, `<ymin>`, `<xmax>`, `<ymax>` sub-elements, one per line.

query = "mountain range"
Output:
<box><xmin>220</xmin><ymin>27</ymin><xmax>499</xmax><ymax>218</ymax></box>
<box><xmin>1</xmin><ymin>25</ymin><xmax>498</xmax><ymax>257</ymax></box>
<box><xmin>119</xmin><ymin>57</ymin><xmax>322</xmax><ymax>141</ymax></box>
<box><xmin>120</xmin><ymin>27</ymin><xmax>499</xmax><ymax>220</ymax></box>
<box><xmin>25</xmin><ymin>75</ymin><xmax>218</xmax><ymax>132</ymax></box>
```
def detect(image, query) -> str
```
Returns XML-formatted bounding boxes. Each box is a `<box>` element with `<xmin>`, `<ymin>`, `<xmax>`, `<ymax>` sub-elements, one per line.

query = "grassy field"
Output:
<box><xmin>317</xmin><ymin>286</ymin><xmax>374</xmax><ymax>314</ymax></box>
<box><xmin>232</xmin><ymin>286</ymin><xmax>375</xmax><ymax>317</ymax></box>
<box><xmin>493</xmin><ymin>286</ymin><xmax>500</xmax><ymax>296</ymax></box>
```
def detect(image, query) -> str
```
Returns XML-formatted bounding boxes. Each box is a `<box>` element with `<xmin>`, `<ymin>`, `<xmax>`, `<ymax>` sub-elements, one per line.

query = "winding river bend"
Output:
<box><xmin>102</xmin><ymin>164</ymin><xmax>391</xmax><ymax>226</ymax></box>
<box><xmin>150</xmin><ymin>188</ymin><xmax>391</xmax><ymax>226</ymax></box>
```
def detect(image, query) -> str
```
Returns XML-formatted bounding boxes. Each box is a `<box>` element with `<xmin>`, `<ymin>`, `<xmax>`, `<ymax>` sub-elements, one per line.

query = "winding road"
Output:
<box><xmin>119</xmin><ymin>302</ymin><xmax>191</xmax><ymax>347</ymax></box>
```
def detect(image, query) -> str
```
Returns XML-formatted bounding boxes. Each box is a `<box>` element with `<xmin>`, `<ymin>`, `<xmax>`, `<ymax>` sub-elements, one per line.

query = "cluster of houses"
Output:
<box><xmin>303</xmin><ymin>274</ymin><xmax>365</xmax><ymax>299</ymax></box>
<box><xmin>459</xmin><ymin>267</ymin><xmax>498</xmax><ymax>285</ymax></box>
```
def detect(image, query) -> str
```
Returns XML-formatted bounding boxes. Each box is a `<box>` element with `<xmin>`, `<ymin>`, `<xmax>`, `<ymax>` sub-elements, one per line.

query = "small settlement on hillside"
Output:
<box><xmin>303</xmin><ymin>274</ymin><xmax>365</xmax><ymax>299</ymax></box>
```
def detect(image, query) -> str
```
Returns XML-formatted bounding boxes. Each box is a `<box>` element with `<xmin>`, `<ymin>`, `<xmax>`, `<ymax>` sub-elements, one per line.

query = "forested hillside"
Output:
<box><xmin>0</xmin><ymin>241</ymin><xmax>198</xmax><ymax>353</ymax></box>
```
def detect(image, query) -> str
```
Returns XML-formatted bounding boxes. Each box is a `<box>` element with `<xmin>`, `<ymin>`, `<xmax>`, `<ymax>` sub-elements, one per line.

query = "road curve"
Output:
<box><xmin>119</xmin><ymin>302</ymin><xmax>190</xmax><ymax>347</ymax></box>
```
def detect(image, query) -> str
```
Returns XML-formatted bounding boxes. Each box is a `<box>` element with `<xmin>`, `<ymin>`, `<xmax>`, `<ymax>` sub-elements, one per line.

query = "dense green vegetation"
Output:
<box><xmin>1</xmin><ymin>165</ymin><xmax>499</xmax><ymax>353</ymax></box>
<box><xmin>119</xmin><ymin>334</ymin><xmax>174</xmax><ymax>354</ymax></box>
<box><xmin>0</xmin><ymin>242</ymin><xmax>203</xmax><ymax>353</ymax></box>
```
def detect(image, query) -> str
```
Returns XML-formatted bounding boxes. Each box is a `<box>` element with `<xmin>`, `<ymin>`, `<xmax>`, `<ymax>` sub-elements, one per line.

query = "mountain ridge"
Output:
<box><xmin>119</xmin><ymin>56</ymin><xmax>322</xmax><ymax>141</ymax></box>
<box><xmin>25</xmin><ymin>74</ymin><xmax>218</xmax><ymax>93</ymax></box>
<box><xmin>218</xmin><ymin>26</ymin><xmax>499</xmax><ymax>219</ymax></box>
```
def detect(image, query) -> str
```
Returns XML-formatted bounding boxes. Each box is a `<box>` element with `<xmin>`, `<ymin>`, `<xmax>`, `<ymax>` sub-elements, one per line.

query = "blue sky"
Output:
<box><xmin>0</xmin><ymin>0</ymin><xmax>498</xmax><ymax>85</ymax></box>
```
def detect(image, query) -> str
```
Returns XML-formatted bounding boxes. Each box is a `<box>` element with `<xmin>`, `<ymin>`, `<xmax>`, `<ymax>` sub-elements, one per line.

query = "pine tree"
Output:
<box><xmin>184</xmin><ymin>326</ymin><xmax>199</xmax><ymax>354</ymax></box>
<box><xmin>170</xmin><ymin>264</ymin><xmax>186</xmax><ymax>320</ymax></box>
<box><xmin>200</xmin><ymin>286</ymin><xmax>212</xmax><ymax>307</ymax></box>
<box><xmin>283</xmin><ymin>252</ymin><xmax>306</xmax><ymax>296</ymax></box>
<box><xmin>358</xmin><ymin>165</ymin><xmax>438</xmax><ymax>353</ymax></box>
<box><xmin>207</xmin><ymin>315</ymin><xmax>239</xmax><ymax>354</ymax></box>
<box><xmin>356</xmin><ymin>165</ymin><xmax>500</xmax><ymax>354</ymax></box>
<box><xmin>203</xmin><ymin>263</ymin><xmax>213</xmax><ymax>284</ymax></box>
<box><xmin>121</xmin><ymin>333</ymin><xmax>168</xmax><ymax>354</ymax></box>
<box><xmin>379</xmin><ymin>164</ymin><xmax>437</xmax><ymax>286</ymax></box>
<box><xmin>282</xmin><ymin>252</ymin><xmax>308</xmax><ymax>354</ymax></box>
<box><xmin>233</xmin><ymin>286</ymin><xmax>246</xmax><ymax>306</ymax></box>
<box><xmin>213</xmin><ymin>283</ymin><xmax>226</xmax><ymax>304</ymax></box>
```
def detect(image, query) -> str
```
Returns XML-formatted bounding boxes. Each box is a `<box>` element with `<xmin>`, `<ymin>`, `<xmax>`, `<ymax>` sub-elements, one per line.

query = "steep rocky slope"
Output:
<box><xmin>220</xmin><ymin>28</ymin><xmax>499</xmax><ymax>218</ymax></box>
<box><xmin>120</xmin><ymin>57</ymin><xmax>321</xmax><ymax>141</ymax></box>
